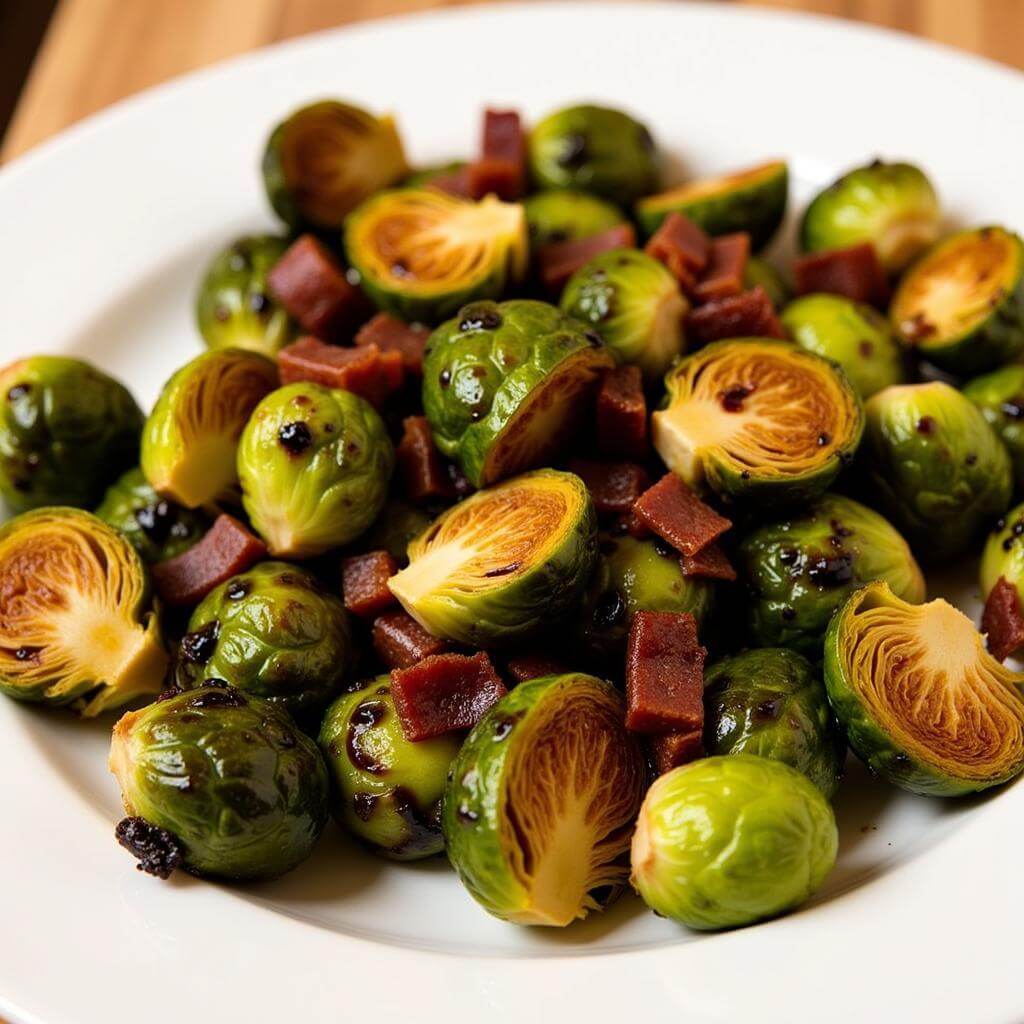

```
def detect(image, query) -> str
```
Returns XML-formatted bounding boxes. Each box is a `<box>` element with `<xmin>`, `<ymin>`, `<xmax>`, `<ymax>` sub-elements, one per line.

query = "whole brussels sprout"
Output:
<box><xmin>703</xmin><ymin>648</ymin><xmax>845</xmax><ymax>798</ymax></box>
<box><xmin>402</xmin><ymin>160</ymin><xmax>467</xmax><ymax>188</ymax></box>
<box><xmin>238</xmin><ymin>382</ymin><xmax>393</xmax><ymax>558</ymax></box>
<box><xmin>422</xmin><ymin>299</ymin><xmax>613</xmax><ymax>487</ymax></box>
<box><xmin>0</xmin><ymin>355</ymin><xmax>142</xmax><ymax>512</ymax></box>
<box><xmin>110</xmin><ymin>684</ymin><xmax>329</xmax><ymax>880</ymax></box>
<box><xmin>523</xmin><ymin>189</ymin><xmax>625</xmax><ymax>249</ymax></box>
<box><xmin>527</xmin><ymin>104</ymin><xmax>658</xmax><ymax>204</ymax></box>
<box><xmin>964</xmin><ymin>364</ymin><xmax>1024</xmax><ymax>490</ymax></box>
<box><xmin>560</xmin><ymin>249</ymin><xmax>687</xmax><ymax>381</ymax></box>
<box><xmin>319</xmin><ymin>676</ymin><xmax>460</xmax><ymax>860</ymax></box>
<box><xmin>980</xmin><ymin>499</ymin><xmax>1024</xmax><ymax>608</ymax></box>
<box><xmin>781</xmin><ymin>293</ymin><xmax>905</xmax><ymax>399</ymax></box>
<box><xmin>860</xmin><ymin>382</ymin><xmax>1011</xmax><ymax>562</ymax></box>
<box><xmin>178</xmin><ymin>562</ymin><xmax>353</xmax><ymax>716</ymax></box>
<box><xmin>737</xmin><ymin>493</ymin><xmax>924</xmax><ymax>655</ymax></box>
<box><xmin>355</xmin><ymin>498</ymin><xmax>432</xmax><ymax>566</ymax></box>
<box><xmin>630</xmin><ymin>754</ymin><xmax>837</xmax><ymax>930</ymax></box>
<box><xmin>743</xmin><ymin>256</ymin><xmax>791</xmax><ymax>309</ymax></box>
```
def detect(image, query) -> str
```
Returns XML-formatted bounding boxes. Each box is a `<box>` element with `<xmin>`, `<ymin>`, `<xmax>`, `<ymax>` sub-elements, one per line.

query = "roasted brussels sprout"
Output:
<box><xmin>262</xmin><ymin>99</ymin><xmax>408</xmax><ymax>230</ymax></box>
<box><xmin>703</xmin><ymin>649</ymin><xmax>845</xmax><ymax>798</ymax></box>
<box><xmin>0</xmin><ymin>508</ymin><xmax>166</xmax><ymax>715</ymax></box>
<box><xmin>344</xmin><ymin>188</ymin><xmax>527</xmax><ymax>325</ymax></box>
<box><xmin>110</xmin><ymin>685</ymin><xmax>329</xmax><ymax>880</ymax></box>
<box><xmin>824</xmin><ymin>581</ymin><xmax>1024</xmax><ymax>795</ymax></box>
<box><xmin>631</xmin><ymin>754</ymin><xmax>837</xmax><ymax>930</ymax></box>
<box><xmin>422</xmin><ymin>299</ymin><xmax>613</xmax><ymax>487</ymax></box>
<box><xmin>319</xmin><ymin>676</ymin><xmax>460</xmax><ymax>860</ymax></box>
<box><xmin>860</xmin><ymin>381</ymin><xmax>1011</xmax><ymax>561</ymax></box>
<box><xmin>743</xmin><ymin>257</ymin><xmax>791</xmax><ymax>309</ymax></box>
<box><xmin>890</xmin><ymin>226</ymin><xmax>1024</xmax><ymax>375</ymax></box>
<box><xmin>781</xmin><ymin>293</ymin><xmax>905</xmax><ymax>399</ymax></box>
<box><xmin>237</xmin><ymin>382</ymin><xmax>393</xmax><ymax>559</ymax></box>
<box><xmin>737</xmin><ymin>493</ymin><xmax>924</xmax><ymax>655</ymax></box>
<box><xmin>443</xmin><ymin>673</ymin><xmax>646</xmax><ymax>925</ymax></box>
<box><xmin>560</xmin><ymin>249</ymin><xmax>687</xmax><ymax>381</ymax></box>
<box><xmin>980</xmin><ymin>499</ymin><xmax>1024</xmax><ymax>608</ymax></box>
<box><xmin>799</xmin><ymin>161</ymin><xmax>940</xmax><ymax>273</ymax></box>
<box><xmin>523</xmin><ymin>189</ymin><xmax>625</xmax><ymax>249</ymax></box>
<box><xmin>964</xmin><ymin>365</ymin><xmax>1024</xmax><ymax>489</ymax></box>
<box><xmin>652</xmin><ymin>339</ymin><xmax>863</xmax><ymax>505</ymax></box>
<box><xmin>356</xmin><ymin>498</ymin><xmax>432</xmax><ymax>566</ymax></box>
<box><xmin>635</xmin><ymin>161</ymin><xmax>788</xmax><ymax>249</ymax></box>
<box><xmin>390</xmin><ymin>469</ymin><xmax>596</xmax><ymax>647</ymax></box>
<box><xmin>527</xmin><ymin>104</ymin><xmax>657</xmax><ymax>204</ymax></box>
<box><xmin>0</xmin><ymin>355</ymin><xmax>142</xmax><ymax>512</ymax></box>
<box><xmin>402</xmin><ymin>161</ymin><xmax>467</xmax><ymax>188</ymax></box>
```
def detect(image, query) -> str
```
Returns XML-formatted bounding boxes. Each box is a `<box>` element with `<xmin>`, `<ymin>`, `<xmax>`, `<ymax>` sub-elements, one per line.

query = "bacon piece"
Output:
<box><xmin>644</xmin><ymin>212</ymin><xmax>710</xmax><ymax>289</ymax></box>
<box><xmin>267</xmin><ymin>234</ymin><xmax>369</xmax><ymax>342</ymax></box>
<box><xmin>151</xmin><ymin>514</ymin><xmax>266</xmax><ymax>607</ymax></box>
<box><xmin>649</xmin><ymin>729</ymin><xmax>704</xmax><ymax>775</ymax></box>
<box><xmin>982</xmin><ymin>576</ymin><xmax>1024</xmax><ymax>662</ymax></box>
<box><xmin>626</xmin><ymin>610</ymin><xmax>707</xmax><ymax>733</ymax></box>
<box><xmin>793</xmin><ymin>242</ymin><xmax>890</xmax><ymax>308</ymax></box>
<box><xmin>596</xmin><ymin>364</ymin><xmax>648</xmax><ymax>459</ymax></box>
<box><xmin>684</xmin><ymin>286</ymin><xmax>785</xmax><ymax>346</ymax></box>
<box><xmin>372</xmin><ymin>610</ymin><xmax>450</xmax><ymax>670</ymax></box>
<box><xmin>679</xmin><ymin>541</ymin><xmax>737</xmax><ymax>582</ymax></box>
<box><xmin>278</xmin><ymin>337</ymin><xmax>404</xmax><ymax>407</ymax></box>
<box><xmin>503</xmin><ymin>653</ymin><xmax>569</xmax><ymax>683</ymax></box>
<box><xmin>623</xmin><ymin>510</ymin><xmax>652</xmax><ymax>540</ymax></box>
<box><xmin>692</xmin><ymin>233</ymin><xmax>751</xmax><ymax>304</ymax></box>
<box><xmin>342</xmin><ymin>550</ymin><xmax>399</xmax><ymax>619</ymax></box>
<box><xmin>395</xmin><ymin>415</ymin><xmax>456</xmax><ymax>504</ymax></box>
<box><xmin>633</xmin><ymin>473</ymin><xmax>731</xmax><ymax>556</ymax></box>
<box><xmin>569</xmin><ymin>459</ymin><xmax>649</xmax><ymax>517</ymax></box>
<box><xmin>354</xmin><ymin>312</ymin><xmax>430</xmax><ymax>375</ymax></box>
<box><xmin>538</xmin><ymin>223</ymin><xmax>637</xmax><ymax>294</ymax></box>
<box><xmin>391</xmin><ymin>652</ymin><xmax>507</xmax><ymax>741</ymax></box>
<box><xmin>467</xmin><ymin>109</ymin><xmax>526</xmax><ymax>202</ymax></box>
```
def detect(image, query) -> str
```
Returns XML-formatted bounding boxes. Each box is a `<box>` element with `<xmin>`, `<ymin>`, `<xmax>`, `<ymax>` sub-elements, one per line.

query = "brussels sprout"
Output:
<box><xmin>560</xmin><ymin>249</ymin><xmax>687</xmax><ymax>381</ymax></box>
<box><xmin>652</xmin><ymin>339</ymin><xmax>863</xmax><ymax>505</ymax></box>
<box><xmin>141</xmin><ymin>349</ymin><xmax>277</xmax><ymax>509</ymax></box>
<box><xmin>195</xmin><ymin>234</ymin><xmax>295</xmax><ymax>357</ymax></box>
<box><xmin>262</xmin><ymin>100</ymin><xmax>408</xmax><ymax>230</ymax></box>
<box><xmin>402</xmin><ymin>161</ymin><xmax>467</xmax><ymax>188</ymax></box>
<box><xmin>860</xmin><ymin>381</ymin><xmax>1011</xmax><ymax>561</ymax></box>
<box><xmin>964</xmin><ymin>365</ymin><xmax>1024</xmax><ymax>489</ymax></box>
<box><xmin>635</xmin><ymin>161</ymin><xmax>788</xmax><ymax>249</ymax></box>
<box><xmin>780</xmin><ymin>293</ymin><xmax>905</xmax><ymax>399</ymax></box>
<box><xmin>443</xmin><ymin>673</ymin><xmax>646</xmax><ymax>925</ymax></box>
<box><xmin>0</xmin><ymin>508</ymin><xmax>166</xmax><ymax>715</ymax></box>
<box><xmin>824</xmin><ymin>581</ymin><xmax>1024</xmax><ymax>795</ymax></box>
<box><xmin>238</xmin><ymin>382</ymin><xmax>393</xmax><ymax>559</ymax></box>
<box><xmin>178</xmin><ymin>562</ymin><xmax>353</xmax><ymax>716</ymax></box>
<box><xmin>630</xmin><ymin>754</ymin><xmax>837</xmax><ymax>930</ymax></box>
<box><xmin>0</xmin><ymin>355</ymin><xmax>142</xmax><ymax>512</ymax></box>
<box><xmin>523</xmin><ymin>189</ymin><xmax>625</xmax><ymax>249</ymax></box>
<box><xmin>422</xmin><ymin>299</ymin><xmax>613</xmax><ymax>487</ymax></box>
<box><xmin>110</xmin><ymin>684</ymin><xmax>328</xmax><ymax>880</ymax></box>
<box><xmin>743</xmin><ymin>257</ymin><xmax>791</xmax><ymax>309</ymax></box>
<box><xmin>799</xmin><ymin>161</ymin><xmax>940</xmax><ymax>273</ymax></box>
<box><xmin>390</xmin><ymin>469</ymin><xmax>596</xmax><ymax>647</ymax></box>
<box><xmin>980</xmin><ymin>499</ymin><xmax>1024</xmax><ymax>608</ymax></box>
<box><xmin>737</xmin><ymin>493</ymin><xmax>924</xmax><ymax>655</ymax></box>
<box><xmin>703</xmin><ymin>649</ymin><xmax>845</xmax><ymax>798</ymax></box>
<box><xmin>319</xmin><ymin>676</ymin><xmax>460</xmax><ymax>860</ymax></box>
<box><xmin>356</xmin><ymin>499</ymin><xmax>432</xmax><ymax>566</ymax></box>
<box><xmin>344</xmin><ymin>188</ymin><xmax>527</xmax><ymax>325</ymax></box>
<box><xmin>527</xmin><ymin>104</ymin><xmax>657</xmax><ymax>204</ymax></box>
<box><xmin>890</xmin><ymin>226</ymin><xmax>1024</xmax><ymax>375</ymax></box>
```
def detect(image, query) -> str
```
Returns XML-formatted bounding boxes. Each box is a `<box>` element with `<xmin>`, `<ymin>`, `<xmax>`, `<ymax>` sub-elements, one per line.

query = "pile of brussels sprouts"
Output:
<box><xmin>3</xmin><ymin>96</ymin><xmax>1024</xmax><ymax>936</ymax></box>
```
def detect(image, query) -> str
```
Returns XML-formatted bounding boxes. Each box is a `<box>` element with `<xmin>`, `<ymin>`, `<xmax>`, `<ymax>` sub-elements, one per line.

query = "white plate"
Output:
<box><xmin>1</xmin><ymin>4</ymin><xmax>1023</xmax><ymax>1022</ymax></box>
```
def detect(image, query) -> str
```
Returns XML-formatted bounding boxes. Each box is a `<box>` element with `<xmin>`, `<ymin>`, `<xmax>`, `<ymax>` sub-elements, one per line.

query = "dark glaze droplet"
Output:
<box><xmin>806</xmin><ymin>554</ymin><xmax>854</xmax><ymax>587</ymax></box>
<box><xmin>249</xmin><ymin>292</ymin><xmax>270</xmax><ymax>315</ymax></box>
<box><xmin>1001</xmin><ymin>400</ymin><xmax>1024</xmax><ymax>420</ymax></box>
<box><xmin>7</xmin><ymin>384</ymin><xmax>30</xmax><ymax>402</ymax></box>
<box><xmin>817</xmin><ymin>432</ymin><xmax>831</xmax><ymax>447</ymax></box>
<box><xmin>353</xmin><ymin>792</ymin><xmax>379</xmax><ymax>822</ymax></box>
<box><xmin>347</xmin><ymin>700</ymin><xmax>388</xmax><ymax>774</ymax></box>
<box><xmin>652</xmin><ymin>536</ymin><xmax>675</xmax><ymax>558</ymax></box>
<box><xmin>965</xmin><ymin>453</ymin><xmax>978</xmax><ymax>466</ymax></box>
<box><xmin>858</xmin><ymin>340</ymin><xmax>874</xmax><ymax>358</ymax></box>
<box><xmin>584</xmin><ymin>330</ymin><xmax>603</xmax><ymax>347</ymax></box>
<box><xmin>278</xmin><ymin>421</ymin><xmax>314</xmax><ymax>455</ymax></box>
<box><xmin>187</xmin><ymin>686</ymin><xmax>246</xmax><ymax>709</ymax></box>
<box><xmin>778</xmin><ymin>548</ymin><xmax>798</xmax><ymax>565</ymax></box>
<box><xmin>916</xmin><ymin>416</ymin><xmax>936</xmax><ymax>435</ymax></box>
<box><xmin>13</xmin><ymin>645</ymin><xmax>40</xmax><ymax>662</ymax></box>
<box><xmin>134</xmin><ymin>500</ymin><xmax>175</xmax><ymax>544</ymax></box>
<box><xmin>593</xmin><ymin>590</ymin><xmax>627</xmax><ymax>629</ymax></box>
<box><xmin>720</xmin><ymin>385</ymin><xmax>753</xmax><ymax>412</ymax></box>
<box><xmin>439</xmin><ymin>369</ymin><xmax>451</xmax><ymax>388</ymax></box>
<box><xmin>115</xmin><ymin>816</ymin><xmax>183</xmax><ymax>879</ymax></box>
<box><xmin>459</xmin><ymin>309</ymin><xmax>503</xmax><ymax>332</ymax></box>
<box><xmin>781</xmin><ymin>606</ymin><xmax>796</xmax><ymax>621</ymax></box>
<box><xmin>483</xmin><ymin>562</ymin><xmax>521</xmax><ymax>578</ymax></box>
<box><xmin>180</xmin><ymin>621</ymin><xmax>220</xmax><ymax>664</ymax></box>
<box><xmin>226</xmin><ymin>580</ymin><xmax>250</xmax><ymax>600</ymax></box>
<box><xmin>557</xmin><ymin>132</ymin><xmax>590</xmax><ymax>169</ymax></box>
<box><xmin>755</xmin><ymin>698</ymin><xmax>784</xmax><ymax>721</ymax></box>
<box><xmin>389</xmin><ymin>786</ymin><xmax>443</xmax><ymax>858</ymax></box>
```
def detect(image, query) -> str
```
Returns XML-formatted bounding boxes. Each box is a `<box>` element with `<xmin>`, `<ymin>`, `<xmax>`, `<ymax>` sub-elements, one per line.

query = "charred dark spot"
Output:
<box><xmin>7</xmin><ymin>383</ymin><xmax>30</xmax><ymax>402</ymax></box>
<box><xmin>781</xmin><ymin>606</ymin><xmax>796</xmax><ymax>621</ymax></box>
<box><xmin>389</xmin><ymin>786</ymin><xmax>443</xmax><ymax>858</ymax></box>
<box><xmin>916</xmin><ymin>416</ymin><xmax>936</xmax><ymax>435</ymax></box>
<box><xmin>755</xmin><ymin>698</ymin><xmax>783</xmax><ymax>720</ymax></box>
<box><xmin>226</xmin><ymin>580</ymin><xmax>250</xmax><ymax>600</ymax></box>
<box><xmin>278</xmin><ymin>572</ymin><xmax>300</xmax><ymax>586</ymax></box>
<box><xmin>830</xmin><ymin>519</ymin><xmax>854</xmax><ymax>539</ymax></box>
<box><xmin>584</xmin><ymin>330</ymin><xmax>603</xmax><ymax>347</ymax></box>
<box><xmin>13</xmin><ymin>645</ymin><xmax>40</xmax><ymax>662</ymax></box>
<box><xmin>965</xmin><ymin>452</ymin><xmax>978</xmax><ymax>466</ymax></box>
<box><xmin>740</xmin><ymin>470</ymin><xmax>752</xmax><ymax>480</ymax></box>
<box><xmin>1001</xmin><ymin>400</ymin><xmax>1024</xmax><ymax>420</ymax></box>
<box><xmin>557</xmin><ymin>132</ymin><xmax>590</xmax><ymax>170</ymax></box>
<box><xmin>817</xmin><ymin>432</ymin><xmax>831</xmax><ymax>447</ymax></box>
<box><xmin>353</xmin><ymin>792</ymin><xmax>379</xmax><ymax>822</ymax></box>
<box><xmin>469</xmin><ymin>408</ymin><xmax>484</xmax><ymax>422</ymax></box>
<box><xmin>471</xmin><ymin>366</ymin><xmax>488</xmax><ymax>379</ymax></box>
<box><xmin>858</xmin><ymin>340</ymin><xmax>874</xmax><ymax>358</ymax></box>
<box><xmin>180</xmin><ymin>621</ymin><xmax>219</xmax><ymax>664</ymax></box>
<box><xmin>1003</xmin><ymin>537</ymin><xmax>1015</xmax><ymax>551</ymax></box>
<box><xmin>807</xmin><ymin>554</ymin><xmax>854</xmax><ymax>587</ymax></box>
<box><xmin>483</xmin><ymin>562</ymin><xmax>521</xmax><ymax>578</ymax></box>
<box><xmin>901</xmin><ymin>313</ymin><xmax>936</xmax><ymax>342</ymax></box>
<box><xmin>439</xmin><ymin>369</ymin><xmax>451</xmax><ymax>388</ymax></box>
<box><xmin>249</xmin><ymin>291</ymin><xmax>270</xmax><ymax>315</ymax></box>
<box><xmin>179</xmin><ymin>712</ymin><xmax>200</xmax><ymax>724</ymax></box>
<box><xmin>778</xmin><ymin>548</ymin><xmax>798</xmax><ymax>565</ymax></box>
<box><xmin>214</xmin><ymin>304</ymin><xmax>230</xmax><ymax>323</ymax></box>
<box><xmin>593</xmin><ymin>589</ymin><xmax>627</xmax><ymax>629</ymax></box>
<box><xmin>652</xmin><ymin>536</ymin><xmax>675</xmax><ymax>558</ymax></box>
<box><xmin>347</xmin><ymin>700</ymin><xmax>388</xmax><ymax>774</ymax></box>
<box><xmin>457</xmin><ymin>803</ymin><xmax>479</xmax><ymax>823</ymax></box>
<box><xmin>134</xmin><ymin>500</ymin><xmax>176</xmax><ymax>544</ymax></box>
<box><xmin>156</xmin><ymin>686</ymin><xmax>181</xmax><ymax>702</ymax></box>
<box><xmin>459</xmin><ymin>309</ymin><xmax>503</xmax><ymax>332</ymax></box>
<box><xmin>720</xmin><ymin>385</ymin><xmax>753</xmax><ymax>412</ymax></box>
<box><xmin>115</xmin><ymin>817</ymin><xmax>183</xmax><ymax>879</ymax></box>
<box><xmin>187</xmin><ymin>686</ymin><xmax>246</xmax><ymax>710</ymax></box>
<box><xmin>492</xmin><ymin>712</ymin><xmax>523</xmax><ymax>740</ymax></box>
<box><xmin>278</xmin><ymin>421</ymin><xmax>313</xmax><ymax>455</ymax></box>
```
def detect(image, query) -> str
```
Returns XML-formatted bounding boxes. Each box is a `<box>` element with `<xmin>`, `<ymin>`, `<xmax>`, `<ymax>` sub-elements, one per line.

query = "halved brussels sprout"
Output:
<box><xmin>141</xmin><ymin>349</ymin><xmax>277</xmax><ymax>509</ymax></box>
<box><xmin>95</xmin><ymin>467</ymin><xmax>208</xmax><ymax>564</ymax></box>
<box><xmin>344</xmin><ymin>188</ymin><xmax>528</xmax><ymax>324</ymax></box>
<box><xmin>0</xmin><ymin>355</ymin><xmax>142</xmax><ymax>512</ymax></box>
<box><xmin>195</xmin><ymin>234</ymin><xmax>295</xmax><ymax>357</ymax></box>
<box><xmin>0</xmin><ymin>508</ymin><xmax>166</xmax><ymax>715</ymax></box>
<box><xmin>560</xmin><ymin>249</ymin><xmax>687</xmax><ymax>381</ymax></box>
<box><xmin>631</xmin><ymin>754</ymin><xmax>837</xmax><ymax>930</ymax></box>
<box><xmin>355</xmin><ymin>498</ymin><xmax>432</xmax><ymax>566</ymax></box>
<box><xmin>737</xmin><ymin>493</ymin><xmax>924</xmax><ymax>655</ymax></box>
<box><xmin>389</xmin><ymin>469</ymin><xmax>596</xmax><ymax>647</ymax></box>
<box><xmin>110</xmin><ymin>685</ymin><xmax>328</xmax><ymax>880</ymax></box>
<box><xmin>781</xmin><ymin>293</ymin><xmax>905</xmax><ymax>399</ymax></box>
<box><xmin>891</xmin><ymin>226</ymin><xmax>1024</xmax><ymax>375</ymax></box>
<box><xmin>861</xmin><ymin>381</ymin><xmax>1011</xmax><ymax>561</ymax></box>
<box><xmin>443</xmin><ymin>672</ymin><xmax>646</xmax><ymax>926</ymax></box>
<box><xmin>704</xmin><ymin>649</ymin><xmax>846</xmax><ymax>798</ymax></box>
<box><xmin>635</xmin><ymin>161</ymin><xmax>788</xmax><ymax>248</ymax></box>
<box><xmin>527</xmin><ymin>104</ymin><xmax>657</xmax><ymax>204</ymax></box>
<box><xmin>651</xmin><ymin>339</ymin><xmax>863</xmax><ymax>504</ymax></box>
<box><xmin>262</xmin><ymin>100</ymin><xmax>408</xmax><ymax>230</ymax></box>
<box><xmin>422</xmin><ymin>299</ymin><xmax>614</xmax><ymax>487</ymax></box>
<box><xmin>824</xmin><ymin>581</ymin><xmax>1024</xmax><ymax>795</ymax></box>
<box><xmin>799</xmin><ymin>161</ymin><xmax>940</xmax><ymax>273</ymax></box>
<box><xmin>319</xmin><ymin>676</ymin><xmax>460</xmax><ymax>860</ymax></box>
<box><xmin>523</xmin><ymin>189</ymin><xmax>625</xmax><ymax>249</ymax></box>
<box><xmin>980</xmin><ymin>499</ymin><xmax>1024</xmax><ymax>608</ymax></box>
<box><xmin>743</xmin><ymin>257</ymin><xmax>791</xmax><ymax>309</ymax></box>
<box><xmin>238</xmin><ymin>382</ymin><xmax>393</xmax><ymax>559</ymax></box>
<box><xmin>964</xmin><ymin>365</ymin><xmax>1024</xmax><ymax>489</ymax></box>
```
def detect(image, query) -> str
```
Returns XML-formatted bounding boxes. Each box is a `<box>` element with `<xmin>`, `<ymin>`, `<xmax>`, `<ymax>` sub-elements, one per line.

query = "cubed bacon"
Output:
<box><xmin>537</xmin><ymin>223</ymin><xmax>637</xmax><ymax>294</ymax></box>
<box><xmin>692</xmin><ymin>233</ymin><xmax>751</xmax><ymax>304</ymax></box>
<box><xmin>982</xmin><ymin>576</ymin><xmax>1024</xmax><ymax>662</ymax></box>
<box><xmin>426</xmin><ymin>165</ymin><xmax>471</xmax><ymax>198</ymax></box>
<box><xmin>679</xmin><ymin>542</ymin><xmax>737</xmax><ymax>582</ymax></box>
<box><xmin>278</xmin><ymin>337</ymin><xmax>404</xmax><ymax>407</ymax></box>
<box><xmin>649</xmin><ymin>729</ymin><xmax>704</xmax><ymax>775</ymax></box>
<box><xmin>467</xmin><ymin>109</ymin><xmax>526</xmax><ymax>201</ymax></box>
<box><xmin>354</xmin><ymin>312</ymin><xmax>430</xmax><ymax>375</ymax></box>
<box><xmin>793</xmin><ymin>242</ymin><xmax>890</xmax><ymax>308</ymax></box>
<box><xmin>684</xmin><ymin>286</ymin><xmax>785</xmax><ymax>347</ymax></box>
<box><xmin>503</xmin><ymin>652</ymin><xmax>569</xmax><ymax>683</ymax></box>
<box><xmin>568</xmin><ymin>459</ymin><xmax>649</xmax><ymax>517</ymax></box>
<box><xmin>626</xmin><ymin>610</ymin><xmax>707</xmax><ymax>733</ymax></box>
<box><xmin>596</xmin><ymin>364</ymin><xmax>648</xmax><ymax>459</ymax></box>
<box><xmin>342</xmin><ymin>550</ymin><xmax>399</xmax><ymax>618</ymax></box>
<box><xmin>395</xmin><ymin>415</ymin><xmax>456</xmax><ymax>503</ymax></box>
<box><xmin>151</xmin><ymin>515</ymin><xmax>266</xmax><ymax>607</ymax></box>
<box><xmin>644</xmin><ymin>212</ymin><xmax>710</xmax><ymax>289</ymax></box>
<box><xmin>267</xmin><ymin>234</ymin><xmax>370</xmax><ymax>342</ymax></box>
<box><xmin>391</xmin><ymin>652</ymin><xmax>507</xmax><ymax>741</ymax></box>
<box><xmin>372</xmin><ymin>609</ymin><xmax>450</xmax><ymax>669</ymax></box>
<box><xmin>633</xmin><ymin>473</ymin><xmax>731</xmax><ymax>556</ymax></box>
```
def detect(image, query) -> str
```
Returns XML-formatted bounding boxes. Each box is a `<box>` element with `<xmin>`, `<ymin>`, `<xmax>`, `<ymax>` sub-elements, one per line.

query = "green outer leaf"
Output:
<box><xmin>964</xmin><ymin>365</ymin><xmax>1024</xmax><ymax>492</ymax></box>
<box><xmin>523</xmin><ymin>189</ymin><xmax>625</xmax><ymax>250</ymax></box>
<box><xmin>979</xmin><ymin>498</ymin><xmax>1024</xmax><ymax>604</ymax></box>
